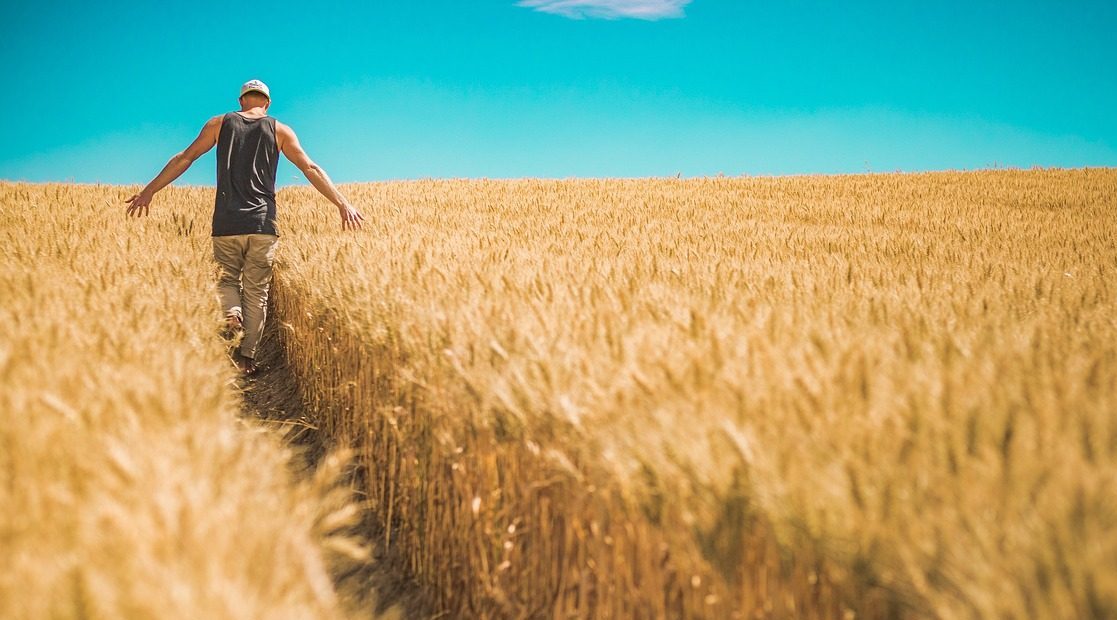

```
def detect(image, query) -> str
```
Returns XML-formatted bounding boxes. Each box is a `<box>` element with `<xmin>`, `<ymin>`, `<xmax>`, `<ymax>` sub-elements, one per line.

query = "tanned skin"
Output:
<box><xmin>124</xmin><ymin>92</ymin><xmax>365</xmax><ymax>230</ymax></box>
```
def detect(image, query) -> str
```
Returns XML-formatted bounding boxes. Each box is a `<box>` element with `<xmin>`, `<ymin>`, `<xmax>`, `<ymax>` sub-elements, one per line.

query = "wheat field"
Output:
<box><xmin>0</xmin><ymin>184</ymin><xmax>373</xmax><ymax>619</ymax></box>
<box><xmin>271</xmin><ymin>169</ymin><xmax>1116</xmax><ymax>618</ymax></box>
<box><xmin>2</xmin><ymin>170</ymin><xmax>1114</xmax><ymax>619</ymax></box>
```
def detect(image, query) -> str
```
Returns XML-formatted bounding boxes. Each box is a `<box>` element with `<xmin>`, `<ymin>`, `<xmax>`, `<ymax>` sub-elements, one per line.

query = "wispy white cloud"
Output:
<box><xmin>517</xmin><ymin>0</ymin><xmax>692</xmax><ymax>20</ymax></box>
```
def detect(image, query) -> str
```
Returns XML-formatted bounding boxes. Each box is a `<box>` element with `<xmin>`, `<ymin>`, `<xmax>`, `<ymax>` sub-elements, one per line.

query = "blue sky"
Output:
<box><xmin>1</xmin><ymin>0</ymin><xmax>1114</xmax><ymax>185</ymax></box>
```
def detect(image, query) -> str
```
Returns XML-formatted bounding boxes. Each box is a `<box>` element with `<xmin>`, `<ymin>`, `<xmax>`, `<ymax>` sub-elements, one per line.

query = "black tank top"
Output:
<box><xmin>213</xmin><ymin>112</ymin><xmax>279</xmax><ymax>237</ymax></box>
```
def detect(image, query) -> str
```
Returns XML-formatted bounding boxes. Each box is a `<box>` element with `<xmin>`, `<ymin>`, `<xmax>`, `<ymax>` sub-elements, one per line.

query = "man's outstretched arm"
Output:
<box><xmin>277</xmin><ymin>121</ymin><xmax>364</xmax><ymax>230</ymax></box>
<box><xmin>125</xmin><ymin>116</ymin><xmax>222</xmax><ymax>217</ymax></box>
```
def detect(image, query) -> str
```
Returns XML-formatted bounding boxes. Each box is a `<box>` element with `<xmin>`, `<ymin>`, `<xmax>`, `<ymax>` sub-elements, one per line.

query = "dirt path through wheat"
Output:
<box><xmin>235</xmin><ymin>315</ymin><xmax>432</xmax><ymax>620</ymax></box>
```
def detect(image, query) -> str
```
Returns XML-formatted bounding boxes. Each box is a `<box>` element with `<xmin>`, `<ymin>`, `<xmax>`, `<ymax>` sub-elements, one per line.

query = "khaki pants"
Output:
<box><xmin>212</xmin><ymin>234</ymin><xmax>279</xmax><ymax>360</ymax></box>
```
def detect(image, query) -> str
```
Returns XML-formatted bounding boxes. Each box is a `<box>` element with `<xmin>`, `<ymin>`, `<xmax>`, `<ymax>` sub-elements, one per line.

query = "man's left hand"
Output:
<box><xmin>339</xmin><ymin>204</ymin><xmax>365</xmax><ymax>231</ymax></box>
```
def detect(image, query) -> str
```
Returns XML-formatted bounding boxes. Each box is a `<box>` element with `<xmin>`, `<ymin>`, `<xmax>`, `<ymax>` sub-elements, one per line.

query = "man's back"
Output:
<box><xmin>213</xmin><ymin>111</ymin><xmax>279</xmax><ymax>237</ymax></box>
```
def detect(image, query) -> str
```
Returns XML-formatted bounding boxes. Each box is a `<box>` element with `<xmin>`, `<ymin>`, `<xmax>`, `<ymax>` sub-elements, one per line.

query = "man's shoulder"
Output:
<box><xmin>273</xmin><ymin>119</ymin><xmax>296</xmax><ymax>139</ymax></box>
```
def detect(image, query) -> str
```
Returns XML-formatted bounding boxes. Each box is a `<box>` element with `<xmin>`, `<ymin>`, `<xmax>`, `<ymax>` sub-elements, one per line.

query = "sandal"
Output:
<box><xmin>239</xmin><ymin>354</ymin><xmax>259</xmax><ymax>377</ymax></box>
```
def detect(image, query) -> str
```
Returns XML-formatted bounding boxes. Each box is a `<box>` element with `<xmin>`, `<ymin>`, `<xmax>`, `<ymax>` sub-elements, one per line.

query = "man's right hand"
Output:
<box><xmin>125</xmin><ymin>190</ymin><xmax>154</xmax><ymax>217</ymax></box>
<box><xmin>339</xmin><ymin>204</ymin><xmax>365</xmax><ymax>230</ymax></box>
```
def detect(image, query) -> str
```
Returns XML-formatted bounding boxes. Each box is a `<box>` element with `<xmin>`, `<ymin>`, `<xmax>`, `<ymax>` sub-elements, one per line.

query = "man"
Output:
<box><xmin>125</xmin><ymin>79</ymin><xmax>364</xmax><ymax>375</ymax></box>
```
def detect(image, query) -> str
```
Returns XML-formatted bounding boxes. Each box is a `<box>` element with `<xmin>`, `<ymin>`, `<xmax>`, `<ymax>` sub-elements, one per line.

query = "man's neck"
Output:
<box><xmin>238</xmin><ymin>105</ymin><xmax>268</xmax><ymax>117</ymax></box>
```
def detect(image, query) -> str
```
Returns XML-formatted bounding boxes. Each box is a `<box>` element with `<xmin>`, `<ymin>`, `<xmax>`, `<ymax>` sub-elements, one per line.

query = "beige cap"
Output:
<box><xmin>240</xmin><ymin>79</ymin><xmax>270</xmax><ymax>100</ymax></box>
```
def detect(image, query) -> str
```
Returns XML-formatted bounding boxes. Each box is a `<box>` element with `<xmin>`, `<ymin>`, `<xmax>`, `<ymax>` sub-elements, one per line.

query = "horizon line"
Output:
<box><xmin>2</xmin><ymin>165</ymin><xmax>1114</xmax><ymax>189</ymax></box>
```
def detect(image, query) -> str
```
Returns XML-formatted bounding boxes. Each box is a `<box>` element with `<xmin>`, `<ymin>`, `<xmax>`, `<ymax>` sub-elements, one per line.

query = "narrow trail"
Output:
<box><xmin>234</xmin><ymin>315</ymin><xmax>433</xmax><ymax>620</ymax></box>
